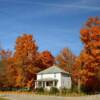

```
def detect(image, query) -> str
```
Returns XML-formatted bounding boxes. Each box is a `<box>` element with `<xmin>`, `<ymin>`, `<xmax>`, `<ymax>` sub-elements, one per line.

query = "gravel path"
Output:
<box><xmin>1</xmin><ymin>94</ymin><xmax>100</xmax><ymax>100</ymax></box>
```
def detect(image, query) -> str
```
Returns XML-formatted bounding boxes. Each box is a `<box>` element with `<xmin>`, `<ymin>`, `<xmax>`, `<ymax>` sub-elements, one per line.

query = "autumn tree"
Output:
<box><xmin>13</xmin><ymin>34</ymin><xmax>39</xmax><ymax>88</ymax></box>
<box><xmin>80</xmin><ymin>17</ymin><xmax>100</xmax><ymax>92</ymax></box>
<box><xmin>35</xmin><ymin>50</ymin><xmax>54</xmax><ymax>70</ymax></box>
<box><xmin>0</xmin><ymin>60</ymin><xmax>6</xmax><ymax>87</ymax></box>
<box><xmin>0</xmin><ymin>50</ymin><xmax>17</xmax><ymax>88</ymax></box>
<box><xmin>55</xmin><ymin>48</ymin><xmax>76</xmax><ymax>73</ymax></box>
<box><xmin>14</xmin><ymin>34</ymin><xmax>38</xmax><ymax>65</ymax></box>
<box><xmin>14</xmin><ymin>34</ymin><xmax>54</xmax><ymax>88</ymax></box>
<box><xmin>72</xmin><ymin>50</ymin><xmax>87</xmax><ymax>92</ymax></box>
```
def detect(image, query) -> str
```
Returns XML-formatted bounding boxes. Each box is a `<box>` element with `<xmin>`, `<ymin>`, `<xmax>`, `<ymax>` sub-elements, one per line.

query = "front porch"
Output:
<box><xmin>35</xmin><ymin>78</ymin><xmax>58</xmax><ymax>89</ymax></box>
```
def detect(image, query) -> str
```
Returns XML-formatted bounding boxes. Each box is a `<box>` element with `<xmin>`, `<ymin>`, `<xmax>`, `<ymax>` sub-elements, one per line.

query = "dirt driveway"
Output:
<box><xmin>1</xmin><ymin>94</ymin><xmax>100</xmax><ymax>100</ymax></box>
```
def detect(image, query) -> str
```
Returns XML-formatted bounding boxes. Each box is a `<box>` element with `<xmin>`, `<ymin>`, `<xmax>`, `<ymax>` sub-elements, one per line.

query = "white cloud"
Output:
<box><xmin>32</xmin><ymin>1</ymin><xmax>100</xmax><ymax>11</ymax></box>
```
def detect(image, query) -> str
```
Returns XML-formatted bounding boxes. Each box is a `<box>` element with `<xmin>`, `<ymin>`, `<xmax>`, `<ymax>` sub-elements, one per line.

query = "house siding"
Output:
<box><xmin>37</xmin><ymin>73</ymin><xmax>62</xmax><ymax>88</ymax></box>
<box><xmin>61</xmin><ymin>73</ymin><xmax>72</xmax><ymax>89</ymax></box>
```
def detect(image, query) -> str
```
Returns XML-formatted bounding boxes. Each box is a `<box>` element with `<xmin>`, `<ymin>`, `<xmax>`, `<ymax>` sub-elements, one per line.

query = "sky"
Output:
<box><xmin>0</xmin><ymin>0</ymin><xmax>100</xmax><ymax>56</ymax></box>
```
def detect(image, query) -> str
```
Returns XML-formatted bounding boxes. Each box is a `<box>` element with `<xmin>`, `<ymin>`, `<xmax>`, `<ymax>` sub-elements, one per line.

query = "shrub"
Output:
<box><xmin>34</xmin><ymin>87</ymin><xmax>44</xmax><ymax>93</ymax></box>
<box><xmin>71</xmin><ymin>85</ymin><xmax>78</xmax><ymax>93</ymax></box>
<box><xmin>49</xmin><ymin>87</ymin><xmax>59</xmax><ymax>95</ymax></box>
<box><xmin>60</xmin><ymin>88</ymin><xmax>67</xmax><ymax>95</ymax></box>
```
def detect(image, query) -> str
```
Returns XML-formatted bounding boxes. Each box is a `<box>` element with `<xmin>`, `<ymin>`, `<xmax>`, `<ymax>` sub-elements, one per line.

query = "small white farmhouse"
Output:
<box><xmin>35</xmin><ymin>65</ymin><xmax>72</xmax><ymax>89</ymax></box>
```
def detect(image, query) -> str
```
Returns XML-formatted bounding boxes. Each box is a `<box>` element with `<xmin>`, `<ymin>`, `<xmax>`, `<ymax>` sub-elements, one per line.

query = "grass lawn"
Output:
<box><xmin>0</xmin><ymin>98</ymin><xmax>8</xmax><ymax>100</ymax></box>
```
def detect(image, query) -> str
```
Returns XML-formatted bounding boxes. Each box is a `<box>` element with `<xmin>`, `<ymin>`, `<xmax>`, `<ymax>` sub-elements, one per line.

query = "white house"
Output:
<box><xmin>35</xmin><ymin>65</ymin><xmax>72</xmax><ymax>90</ymax></box>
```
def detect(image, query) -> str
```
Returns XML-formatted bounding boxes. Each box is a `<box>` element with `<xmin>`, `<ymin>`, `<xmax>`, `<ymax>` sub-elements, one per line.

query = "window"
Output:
<box><xmin>46</xmin><ymin>81</ymin><xmax>53</xmax><ymax>86</ymax></box>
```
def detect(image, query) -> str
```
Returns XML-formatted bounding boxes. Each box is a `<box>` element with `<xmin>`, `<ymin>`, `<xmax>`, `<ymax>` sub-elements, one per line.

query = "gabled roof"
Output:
<box><xmin>37</xmin><ymin>65</ymin><xmax>69</xmax><ymax>75</ymax></box>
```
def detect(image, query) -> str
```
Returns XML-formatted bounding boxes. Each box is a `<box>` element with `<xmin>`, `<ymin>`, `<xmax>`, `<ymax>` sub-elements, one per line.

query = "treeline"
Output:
<box><xmin>0</xmin><ymin>34</ymin><xmax>55</xmax><ymax>90</ymax></box>
<box><xmin>0</xmin><ymin>17</ymin><xmax>100</xmax><ymax>93</ymax></box>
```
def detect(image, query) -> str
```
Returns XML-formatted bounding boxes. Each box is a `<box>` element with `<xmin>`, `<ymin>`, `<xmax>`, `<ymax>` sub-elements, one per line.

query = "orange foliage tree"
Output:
<box><xmin>13</xmin><ymin>34</ymin><xmax>54</xmax><ymax>88</ymax></box>
<box><xmin>80</xmin><ymin>17</ymin><xmax>100</xmax><ymax>91</ymax></box>
<box><xmin>13</xmin><ymin>34</ymin><xmax>39</xmax><ymax>88</ymax></box>
<box><xmin>0</xmin><ymin>50</ymin><xmax>17</xmax><ymax>88</ymax></box>
<box><xmin>55</xmin><ymin>48</ymin><xmax>76</xmax><ymax>73</ymax></box>
<box><xmin>35</xmin><ymin>50</ymin><xmax>54</xmax><ymax>70</ymax></box>
<box><xmin>72</xmin><ymin>50</ymin><xmax>87</xmax><ymax>92</ymax></box>
<box><xmin>0</xmin><ymin>59</ymin><xmax>7</xmax><ymax>87</ymax></box>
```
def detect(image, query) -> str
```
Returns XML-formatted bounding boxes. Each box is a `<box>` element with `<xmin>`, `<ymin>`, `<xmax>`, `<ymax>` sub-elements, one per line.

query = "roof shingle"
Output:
<box><xmin>37</xmin><ymin>65</ymin><xmax>69</xmax><ymax>74</ymax></box>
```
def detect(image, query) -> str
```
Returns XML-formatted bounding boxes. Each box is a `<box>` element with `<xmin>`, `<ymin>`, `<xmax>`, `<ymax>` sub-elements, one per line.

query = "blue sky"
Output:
<box><xmin>0</xmin><ymin>0</ymin><xmax>100</xmax><ymax>56</ymax></box>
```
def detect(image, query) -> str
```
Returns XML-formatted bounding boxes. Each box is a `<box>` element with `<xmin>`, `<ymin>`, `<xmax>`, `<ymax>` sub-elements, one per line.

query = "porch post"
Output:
<box><xmin>53</xmin><ymin>81</ymin><xmax>55</xmax><ymax>87</ymax></box>
<box><xmin>41</xmin><ymin>81</ymin><xmax>43</xmax><ymax>87</ymax></box>
<box><xmin>44</xmin><ymin>81</ymin><xmax>46</xmax><ymax>88</ymax></box>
